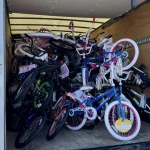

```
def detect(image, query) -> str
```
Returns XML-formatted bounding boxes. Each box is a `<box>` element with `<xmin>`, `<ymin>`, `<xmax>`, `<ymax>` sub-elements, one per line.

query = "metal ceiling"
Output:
<box><xmin>7</xmin><ymin>0</ymin><xmax>145</xmax><ymax>35</ymax></box>
<box><xmin>7</xmin><ymin>0</ymin><xmax>145</xmax><ymax>18</ymax></box>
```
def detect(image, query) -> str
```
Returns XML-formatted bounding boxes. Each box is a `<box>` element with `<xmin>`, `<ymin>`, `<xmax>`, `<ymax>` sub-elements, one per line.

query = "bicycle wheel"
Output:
<box><xmin>84</xmin><ymin>100</ymin><xmax>107</xmax><ymax>129</ymax></box>
<box><xmin>110</xmin><ymin>38</ymin><xmax>139</xmax><ymax>70</ymax></box>
<box><xmin>47</xmin><ymin>105</ymin><xmax>70</xmax><ymax>140</ymax></box>
<box><xmin>33</xmin><ymin>80</ymin><xmax>54</xmax><ymax>111</ymax></box>
<box><xmin>65</xmin><ymin>98</ymin><xmax>87</xmax><ymax>130</ymax></box>
<box><xmin>17</xmin><ymin>44</ymin><xmax>47</xmax><ymax>61</ymax></box>
<box><xmin>15</xmin><ymin>113</ymin><xmax>46</xmax><ymax>148</ymax></box>
<box><xmin>11</xmin><ymin>69</ymin><xmax>37</xmax><ymax>108</ymax></box>
<box><xmin>105</xmin><ymin>101</ymin><xmax>141</xmax><ymax>141</ymax></box>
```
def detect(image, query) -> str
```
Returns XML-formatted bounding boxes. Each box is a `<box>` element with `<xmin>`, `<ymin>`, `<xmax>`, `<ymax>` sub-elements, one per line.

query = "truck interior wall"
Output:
<box><xmin>5</xmin><ymin>9</ymin><xmax>12</xmax><ymax>80</ymax></box>
<box><xmin>90</xmin><ymin>2</ymin><xmax>150</xmax><ymax>96</ymax></box>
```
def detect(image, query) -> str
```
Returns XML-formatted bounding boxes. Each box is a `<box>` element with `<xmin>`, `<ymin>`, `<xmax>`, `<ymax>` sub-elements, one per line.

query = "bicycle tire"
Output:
<box><xmin>11</xmin><ymin>69</ymin><xmax>37</xmax><ymax>108</ymax></box>
<box><xmin>110</xmin><ymin>38</ymin><xmax>139</xmax><ymax>70</ymax></box>
<box><xmin>17</xmin><ymin>44</ymin><xmax>48</xmax><ymax>61</ymax></box>
<box><xmin>65</xmin><ymin>98</ymin><xmax>87</xmax><ymax>130</ymax></box>
<box><xmin>50</xmin><ymin>39</ymin><xmax>81</xmax><ymax>66</ymax></box>
<box><xmin>105</xmin><ymin>101</ymin><xmax>141</xmax><ymax>141</ymax></box>
<box><xmin>47</xmin><ymin>105</ymin><xmax>70</xmax><ymax>140</ymax></box>
<box><xmin>15</xmin><ymin>113</ymin><xmax>46</xmax><ymax>148</ymax></box>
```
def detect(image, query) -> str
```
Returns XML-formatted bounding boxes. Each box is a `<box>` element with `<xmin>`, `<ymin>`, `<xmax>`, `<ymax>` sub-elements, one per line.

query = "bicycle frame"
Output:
<box><xmin>72</xmin><ymin>84</ymin><xmax>126</xmax><ymax>120</ymax></box>
<box><xmin>122</xmin><ymin>85</ymin><xmax>146</xmax><ymax>108</ymax></box>
<box><xmin>81</xmin><ymin>50</ymin><xmax>124</xmax><ymax>85</ymax></box>
<box><xmin>33</xmin><ymin>78</ymin><xmax>50</xmax><ymax>108</ymax></box>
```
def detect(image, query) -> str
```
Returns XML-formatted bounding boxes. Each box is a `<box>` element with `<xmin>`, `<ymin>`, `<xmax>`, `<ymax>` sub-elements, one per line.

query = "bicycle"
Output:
<box><xmin>71</xmin><ymin>17</ymin><xmax>139</xmax><ymax>91</ymax></box>
<box><xmin>45</xmin><ymin>65</ymin><xmax>71</xmax><ymax>141</ymax></box>
<box><xmin>13</xmin><ymin>62</ymin><xmax>70</xmax><ymax>148</ymax></box>
<box><xmin>66</xmin><ymin>63</ymin><xmax>141</xmax><ymax>141</ymax></box>
<box><xmin>14</xmin><ymin>33</ymin><xmax>78</xmax><ymax>77</ymax></box>
<box><xmin>75</xmin><ymin>37</ymin><xmax>139</xmax><ymax>91</ymax></box>
<box><xmin>122</xmin><ymin>64</ymin><xmax>150</xmax><ymax>123</ymax></box>
<box><xmin>7</xmin><ymin>64</ymin><xmax>58</xmax><ymax>131</ymax></box>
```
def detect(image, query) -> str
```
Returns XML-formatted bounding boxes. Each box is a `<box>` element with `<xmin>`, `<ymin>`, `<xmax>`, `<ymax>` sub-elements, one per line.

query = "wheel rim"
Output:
<box><xmin>66</xmin><ymin>99</ymin><xmax>85</xmax><ymax>128</ymax></box>
<box><xmin>18</xmin><ymin>116</ymin><xmax>43</xmax><ymax>144</ymax></box>
<box><xmin>107</xmin><ymin>103</ymin><xmax>138</xmax><ymax>137</ymax></box>
<box><xmin>48</xmin><ymin>107</ymin><xmax>67</xmax><ymax>136</ymax></box>
<box><xmin>111</xmin><ymin>40</ymin><xmax>137</xmax><ymax>70</ymax></box>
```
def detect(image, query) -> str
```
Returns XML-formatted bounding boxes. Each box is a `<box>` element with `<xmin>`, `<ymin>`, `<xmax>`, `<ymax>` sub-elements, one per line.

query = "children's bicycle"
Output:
<box><xmin>66</xmin><ymin>63</ymin><xmax>141</xmax><ymax>141</ymax></box>
<box><xmin>73</xmin><ymin>18</ymin><xmax>139</xmax><ymax>91</ymax></box>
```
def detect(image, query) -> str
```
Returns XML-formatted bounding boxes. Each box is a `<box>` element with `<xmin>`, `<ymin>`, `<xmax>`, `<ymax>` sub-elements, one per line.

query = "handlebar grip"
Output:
<box><xmin>92</xmin><ymin>17</ymin><xmax>96</xmax><ymax>23</ymax></box>
<box><xmin>69</xmin><ymin>21</ymin><xmax>74</xmax><ymax>29</ymax></box>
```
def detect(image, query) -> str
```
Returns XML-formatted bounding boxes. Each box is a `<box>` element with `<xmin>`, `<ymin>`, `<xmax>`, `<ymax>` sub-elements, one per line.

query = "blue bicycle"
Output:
<box><xmin>75</xmin><ymin>37</ymin><xmax>139</xmax><ymax>90</ymax></box>
<box><xmin>66</xmin><ymin>63</ymin><xmax>141</xmax><ymax>141</ymax></box>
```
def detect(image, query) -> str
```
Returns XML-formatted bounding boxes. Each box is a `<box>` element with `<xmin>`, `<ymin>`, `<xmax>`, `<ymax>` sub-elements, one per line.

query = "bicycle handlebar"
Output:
<box><xmin>76</xmin><ymin>44</ymin><xmax>95</xmax><ymax>56</ymax></box>
<box><xmin>17</xmin><ymin>44</ymin><xmax>48</xmax><ymax>61</ymax></box>
<box><xmin>131</xmin><ymin>66</ymin><xmax>150</xmax><ymax>84</ymax></box>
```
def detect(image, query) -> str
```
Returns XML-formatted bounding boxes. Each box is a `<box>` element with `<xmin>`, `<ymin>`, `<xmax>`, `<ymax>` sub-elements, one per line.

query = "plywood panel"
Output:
<box><xmin>91</xmin><ymin>3</ymin><xmax>150</xmax><ymax>41</ymax></box>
